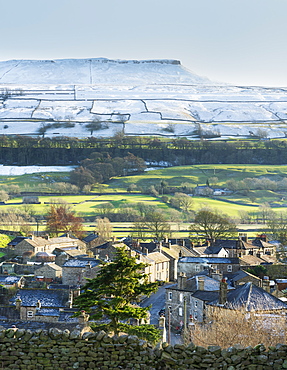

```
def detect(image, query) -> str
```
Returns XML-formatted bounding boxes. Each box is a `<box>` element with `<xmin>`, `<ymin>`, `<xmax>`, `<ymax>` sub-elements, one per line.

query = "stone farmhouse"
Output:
<box><xmin>11</xmin><ymin>235</ymin><xmax>87</xmax><ymax>262</ymax></box>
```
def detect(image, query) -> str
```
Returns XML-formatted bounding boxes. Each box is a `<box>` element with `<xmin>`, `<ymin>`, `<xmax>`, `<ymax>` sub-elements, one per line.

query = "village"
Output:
<box><xmin>0</xmin><ymin>228</ymin><xmax>286</xmax><ymax>346</ymax></box>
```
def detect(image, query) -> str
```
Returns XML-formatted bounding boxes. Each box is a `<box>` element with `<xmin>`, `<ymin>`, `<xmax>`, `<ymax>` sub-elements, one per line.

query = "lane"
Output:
<box><xmin>140</xmin><ymin>282</ymin><xmax>183</xmax><ymax>345</ymax></box>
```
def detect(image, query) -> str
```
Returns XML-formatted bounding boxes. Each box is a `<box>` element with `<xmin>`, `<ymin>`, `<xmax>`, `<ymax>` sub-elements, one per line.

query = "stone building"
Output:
<box><xmin>12</xmin><ymin>235</ymin><xmax>87</xmax><ymax>262</ymax></box>
<box><xmin>178</xmin><ymin>256</ymin><xmax>241</xmax><ymax>278</ymax></box>
<box><xmin>10</xmin><ymin>288</ymin><xmax>71</xmax><ymax>321</ymax></box>
<box><xmin>62</xmin><ymin>258</ymin><xmax>101</xmax><ymax>286</ymax></box>
<box><xmin>165</xmin><ymin>273</ymin><xmax>234</xmax><ymax>329</ymax></box>
<box><xmin>34</xmin><ymin>263</ymin><xmax>62</xmax><ymax>282</ymax></box>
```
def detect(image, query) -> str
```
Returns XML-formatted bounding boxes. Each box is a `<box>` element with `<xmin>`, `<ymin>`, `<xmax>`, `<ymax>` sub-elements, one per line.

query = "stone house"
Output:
<box><xmin>202</xmin><ymin>245</ymin><xmax>229</xmax><ymax>258</ymax></box>
<box><xmin>165</xmin><ymin>272</ymin><xmax>234</xmax><ymax>329</ymax></box>
<box><xmin>133</xmin><ymin>251</ymin><xmax>170</xmax><ymax>283</ymax></box>
<box><xmin>12</xmin><ymin>236</ymin><xmax>87</xmax><ymax>262</ymax></box>
<box><xmin>208</xmin><ymin>281</ymin><xmax>287</xmax><ymax>313</ymax></box>
<box><xmin>62</xmin><ymin>258</ymin><xmax>101</xmax><ymax>286</ymax></box>
<box><xmin>10</xmin><ymin>288</ymin><xmax>70</xmax><ymax>321</ymax></box>
<box><xmin>146</xmin><ymin>252</ymin><xmax>170</xmax><ymax>282</ymax></box>
<box><xmin>209</xmin><ymin>236</ymin><xmax>277</xmax><ymax>262</ymax></box>
<box><xmin>178</xmin><ymin>256</ymin><xmax>241</xmax><ymax>278</ymax></box>
<box><xmin>90</xmin><ymin>242</ymin><xmax>119</xmax><ymax>261</ymax></box>
<box><xmin>228</xmin><ymin>269</ymin><xmax>262</xmax><ymax>287</ymax></box>
<box><xmin>194</xmin><ymin>185</ymin><xmax>213</xmax><ymax>196</ymax></box>
<box><xmin>160</xmin><ymin>243</ymin><xmax>198</xmax><ymax>281</ymax></box>
<box><xmin>34</xmin><ymin>263</ymin><xmax>62</xmax><ymax>282</ymax></box>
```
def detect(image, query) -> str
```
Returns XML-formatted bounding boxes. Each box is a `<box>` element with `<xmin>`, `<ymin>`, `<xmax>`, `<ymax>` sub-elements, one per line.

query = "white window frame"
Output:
<box><xmin>179</xmin><ymin>293</ymin><xmax>183</xmax><ymax>302</ymax></box>
<box><xmin>179</xmin><ymin>307</ymin><xmax>183</xmax><ymax>316</ymax></box>
<box><xmin>195</xmin><ymin>264</ymin><xmax>200</xmax><ymax>272</ymax></box>
<box><xmin>227</xmin><ymin>265</ymin><xmax>232</xmax><ymax>272</ymax></box>
<box><xmin>168</xmin><ymin>292</ymin><xmax>172</xmax><ymax>301</ymax></box>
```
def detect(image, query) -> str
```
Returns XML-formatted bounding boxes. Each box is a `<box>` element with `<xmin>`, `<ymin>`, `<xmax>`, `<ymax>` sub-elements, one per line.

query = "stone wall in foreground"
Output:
<box><xmin>1</xmin><ymin>327</ymin><xmax>287</xmax><ymax>369</ymax></box>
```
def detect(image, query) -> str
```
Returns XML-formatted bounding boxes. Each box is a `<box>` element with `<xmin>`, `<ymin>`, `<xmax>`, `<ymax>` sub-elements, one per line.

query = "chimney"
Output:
<box><xmin>68</xmin><ymin>290</ymin><xmax>73</xmax><ymax>308</ymax></box>
<box><xmin>209</xmin><ymin>268</ymin><xmax>222</xmax><ymax>282</ymax></box>
<box><xmin>262</xmin><ymin>276</ymin><xmax>270</xmax><ymax>293</ymax></box>
<box><xmin>219</xmin><ymin>278</ymin><xmax>228</xmax><ymax>305</ymax></box>
<box><xmin>144</xmin><ymin>247</ymin><xmax>148</xmax><ymax>255</ymax></box>
<box><xmin>15</xmin><ymin>297</ymin><xmax>22</xmax><ymax>310</ymax></box>
<box><xmin>36</xmin><ymin>300</ymin><xmax>41</xmax><ymax>310</ymax></box>
<box><xmin>239</xmin><ymin>233</ymin><xmax>248</xmax><ymax>243</ymax></box>
<box><xmin>177</xmin><ymin>272</ymin><xmax>187</xmax><ymax>289</ymax></box>
<box><xmin>197</xmin><ymin>276</ymin><xmax>205</xmax><ymax>291</ymax></box>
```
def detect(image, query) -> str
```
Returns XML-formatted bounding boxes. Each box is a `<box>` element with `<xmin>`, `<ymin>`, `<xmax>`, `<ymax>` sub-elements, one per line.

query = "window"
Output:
<box><xmin>227</xmin><ymin>265</ymin><xmax>232</xmax><ymax>272</ymax></box>
<box><xmin>179</xmin><ymin>307</ymin><xmax>183</xmax><ymax>316</ymax></box>
<box><xmin>194</xmin><ymin>312</ymin><xmax>198</xmax><ymax>320</ymax></box>
<box><xmin>195</xmin><ymin>265</ymin><xmax>200</xmax><ymax>272</ymax></box>
<box><xmin>194</xmin><ymin>300</ymin><xmax>198</xmax><ymax>308</ymax></box>
<box><xmin>179</xmin><ymin>293</ymin><xmax>183</xmax><ymax>302</ymax></box>
<box><xmin>168</xmin><ymin>292</ymin><xmax>172</xmax><ymax>300</ymax></box>
<box><xmin>27</xmin><ymin>311</ymin><xmax>33</xmax><ymax>318</ymax></box>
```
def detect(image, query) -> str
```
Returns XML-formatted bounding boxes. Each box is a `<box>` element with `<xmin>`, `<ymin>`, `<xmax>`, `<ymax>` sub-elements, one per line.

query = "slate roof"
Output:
<box><xmin>204</xmin><ymin>246</ymin><xmax>226</xmax><ymax>255</ymax></box>
<box><xmin>62</xmin><ymin>258</ymin><xmax>100</xmax><ymax>268</ymax></box>
<box><xmin>192</xmin><ymin>290</ymin><xmax>219</xmax><ymax>302</ymax></box>
<box><xmin>209</xmin><ymin>282</ymin><xmax>287</xmax><ymax>311</ymax></box>
<box><xmin>146</xmin><ymin>252</ymin><xmax>170</xmax><ymax>263</ymax></box>
<box><xmin>35</xmin><ymin>263</ymin><xmax>62</xmax><ymax>272</ymax></box>
<box><xmin>48</xmin><ymin>284</ymin><xmax>72</xmax><ymax>290</ymax></box>
<box><xmin>179</xmin><ymin>257</ymin><xmax>239</xmax><ymax>264</ymax></box>
<box><xmin>83</xmin><ymin>233</ymin><xmax>99</xmax><ymax>243</ymax></box>
<box><xmin>8</xmin><ymin>236</ymin><xmax>30</xmax><ymax>247</ymax></box>
<box><xmin>35</xmin><ymin>308</ymin><xmax>60</xmax><ymax>316</ymax></box>
<box><xmin>168</xmin><ymin>275</ymin><xmax>234</xmax><ymax>292</ymax></box>
<box><xmin>211</xmin><ymin>239</ymin><xmax>238</xmax><ymax>250</ymax></box>
<box><xmin>229</xmin><ymin>269</ymin><xmax>260</xmax><ymax>283</ymax></box>
<box><xmin>0</xmin><ymin>276</ymin><xmax>22</xmax><ymax>285</ymax></box>
<box><xmin>10</xmin><ymin>289</ymin><xmax>67</xmax><ymax>308</ymax></box>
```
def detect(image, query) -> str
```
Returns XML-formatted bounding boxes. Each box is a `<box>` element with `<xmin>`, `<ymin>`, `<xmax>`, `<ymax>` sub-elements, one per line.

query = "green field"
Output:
<box><xmin>109</xmin><ymin>164</ymin><xmax>287</xmax><ymax>190</ymax></box>
<box><xmin>2</xmin><ymin>164</ymin><xmax>287</xmax><ymax>224</ymax></box>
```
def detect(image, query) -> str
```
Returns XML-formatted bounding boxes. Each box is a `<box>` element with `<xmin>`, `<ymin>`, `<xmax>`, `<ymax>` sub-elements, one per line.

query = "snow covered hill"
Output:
<box><xmin>0</xmin><ymin>58</ymin><xmax>286</xmax><ymax>139</ymax></box>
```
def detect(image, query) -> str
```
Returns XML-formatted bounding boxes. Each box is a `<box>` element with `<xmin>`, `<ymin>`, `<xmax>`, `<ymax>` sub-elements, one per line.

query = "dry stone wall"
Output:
<box><xmin>1</xmin><ymin>328</ymin><xmax>287</xmax><ymax>369</ymax></box>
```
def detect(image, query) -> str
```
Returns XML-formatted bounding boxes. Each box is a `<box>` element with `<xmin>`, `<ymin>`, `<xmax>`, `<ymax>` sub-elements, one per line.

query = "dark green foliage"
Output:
<box><xmin>74</xmin><ymin>247</ymin><xmax>158</xmax><ymax>335</ymax></box>
<box><xmin>245</xmin><ymin>265</ymin><xmax>267</xmax><ymax>278</ymax></box>
<box><xmin>4</xmin><ymin>136</ymin><xmax>287</xmax><ymax>166</ymax></box>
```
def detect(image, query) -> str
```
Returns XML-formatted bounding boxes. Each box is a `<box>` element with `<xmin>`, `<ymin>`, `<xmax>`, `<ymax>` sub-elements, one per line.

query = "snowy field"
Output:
<box><xmin>0</xmin><ymin>165</ymin><xmax>74</xmax><ymax>176</ymax></box>
<box><xmin>0</xmin><ymin>58</ymin><xmax>286</xmax><ymax>139</ymax></box>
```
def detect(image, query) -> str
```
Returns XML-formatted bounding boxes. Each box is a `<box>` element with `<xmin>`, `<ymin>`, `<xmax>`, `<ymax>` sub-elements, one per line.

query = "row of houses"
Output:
<box><xmin>0</xmin><ymin>232</ymin><xmax>282</xmax><ymax>329</ymax></box>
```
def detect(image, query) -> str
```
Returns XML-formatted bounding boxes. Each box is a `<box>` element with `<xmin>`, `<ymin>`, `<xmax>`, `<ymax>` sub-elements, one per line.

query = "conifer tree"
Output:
<box><xmin>74</xmin><ymin>247</ymin><xmax>158</xmax><ymax>335</ymax></box>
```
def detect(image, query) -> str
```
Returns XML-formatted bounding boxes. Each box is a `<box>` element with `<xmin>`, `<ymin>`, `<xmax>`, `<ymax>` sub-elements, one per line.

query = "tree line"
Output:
<box><xmin>2</xmin><ymin>135</ymin><xmax>287</xmax><ymax>165</ymax></box>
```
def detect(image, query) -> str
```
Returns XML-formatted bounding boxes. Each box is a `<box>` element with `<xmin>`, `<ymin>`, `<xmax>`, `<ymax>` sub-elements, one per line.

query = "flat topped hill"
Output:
<box><xmin>0</xmin><ymin>57</ymin><xmax>286</xmax><ymax>139</ymax></box>
<box><xmin>0</xmin><ymin>58</ymin><xmax>211</xmax><ymax>85</ymax></box>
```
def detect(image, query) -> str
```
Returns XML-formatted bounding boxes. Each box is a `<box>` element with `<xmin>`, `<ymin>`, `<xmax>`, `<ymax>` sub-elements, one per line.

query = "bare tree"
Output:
<box><xmin>95</xmin><ymin>217</ymin><xmax>112</xmax><ymax>240</ymax></box>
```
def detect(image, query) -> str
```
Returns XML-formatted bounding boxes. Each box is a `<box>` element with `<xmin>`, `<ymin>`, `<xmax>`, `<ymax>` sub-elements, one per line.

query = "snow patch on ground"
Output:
<box><xmin>0</xmin><ymin>165</ymin><xmax>74</xmax><ymax>176</ymax></box>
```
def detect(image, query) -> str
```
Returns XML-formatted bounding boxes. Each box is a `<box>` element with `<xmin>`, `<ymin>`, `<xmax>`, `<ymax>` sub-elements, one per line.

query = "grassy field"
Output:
<box><xmin>109</xmin><ymin>164</ymin><xmax>287</xmax><ymax>190</ymax></box>
<box><xmin>1</xmin><ymin>164</ymin><xmax>287</xmax><ymax>225</ymax></box>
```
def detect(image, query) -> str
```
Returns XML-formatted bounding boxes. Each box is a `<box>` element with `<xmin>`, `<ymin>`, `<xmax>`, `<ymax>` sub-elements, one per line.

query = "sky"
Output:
<box><xmin>1</xmin><ymin>0</ymin><xmax>286</xmax><ymax>87</ymax></box>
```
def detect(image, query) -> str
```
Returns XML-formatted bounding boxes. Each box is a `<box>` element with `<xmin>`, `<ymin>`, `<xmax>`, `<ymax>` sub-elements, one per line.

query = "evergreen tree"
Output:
<box><xmin>74</xmin><ymin>247</ymin><xmax>158</xmax><ymax>335</ymax></box>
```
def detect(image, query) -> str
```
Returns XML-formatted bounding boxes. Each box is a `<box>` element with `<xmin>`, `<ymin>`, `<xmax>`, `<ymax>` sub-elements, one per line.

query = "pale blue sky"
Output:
<box><xmin>1</xmin><ymin>0</ymin><xmax>286</xmax><ymax>86</ymax></box>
